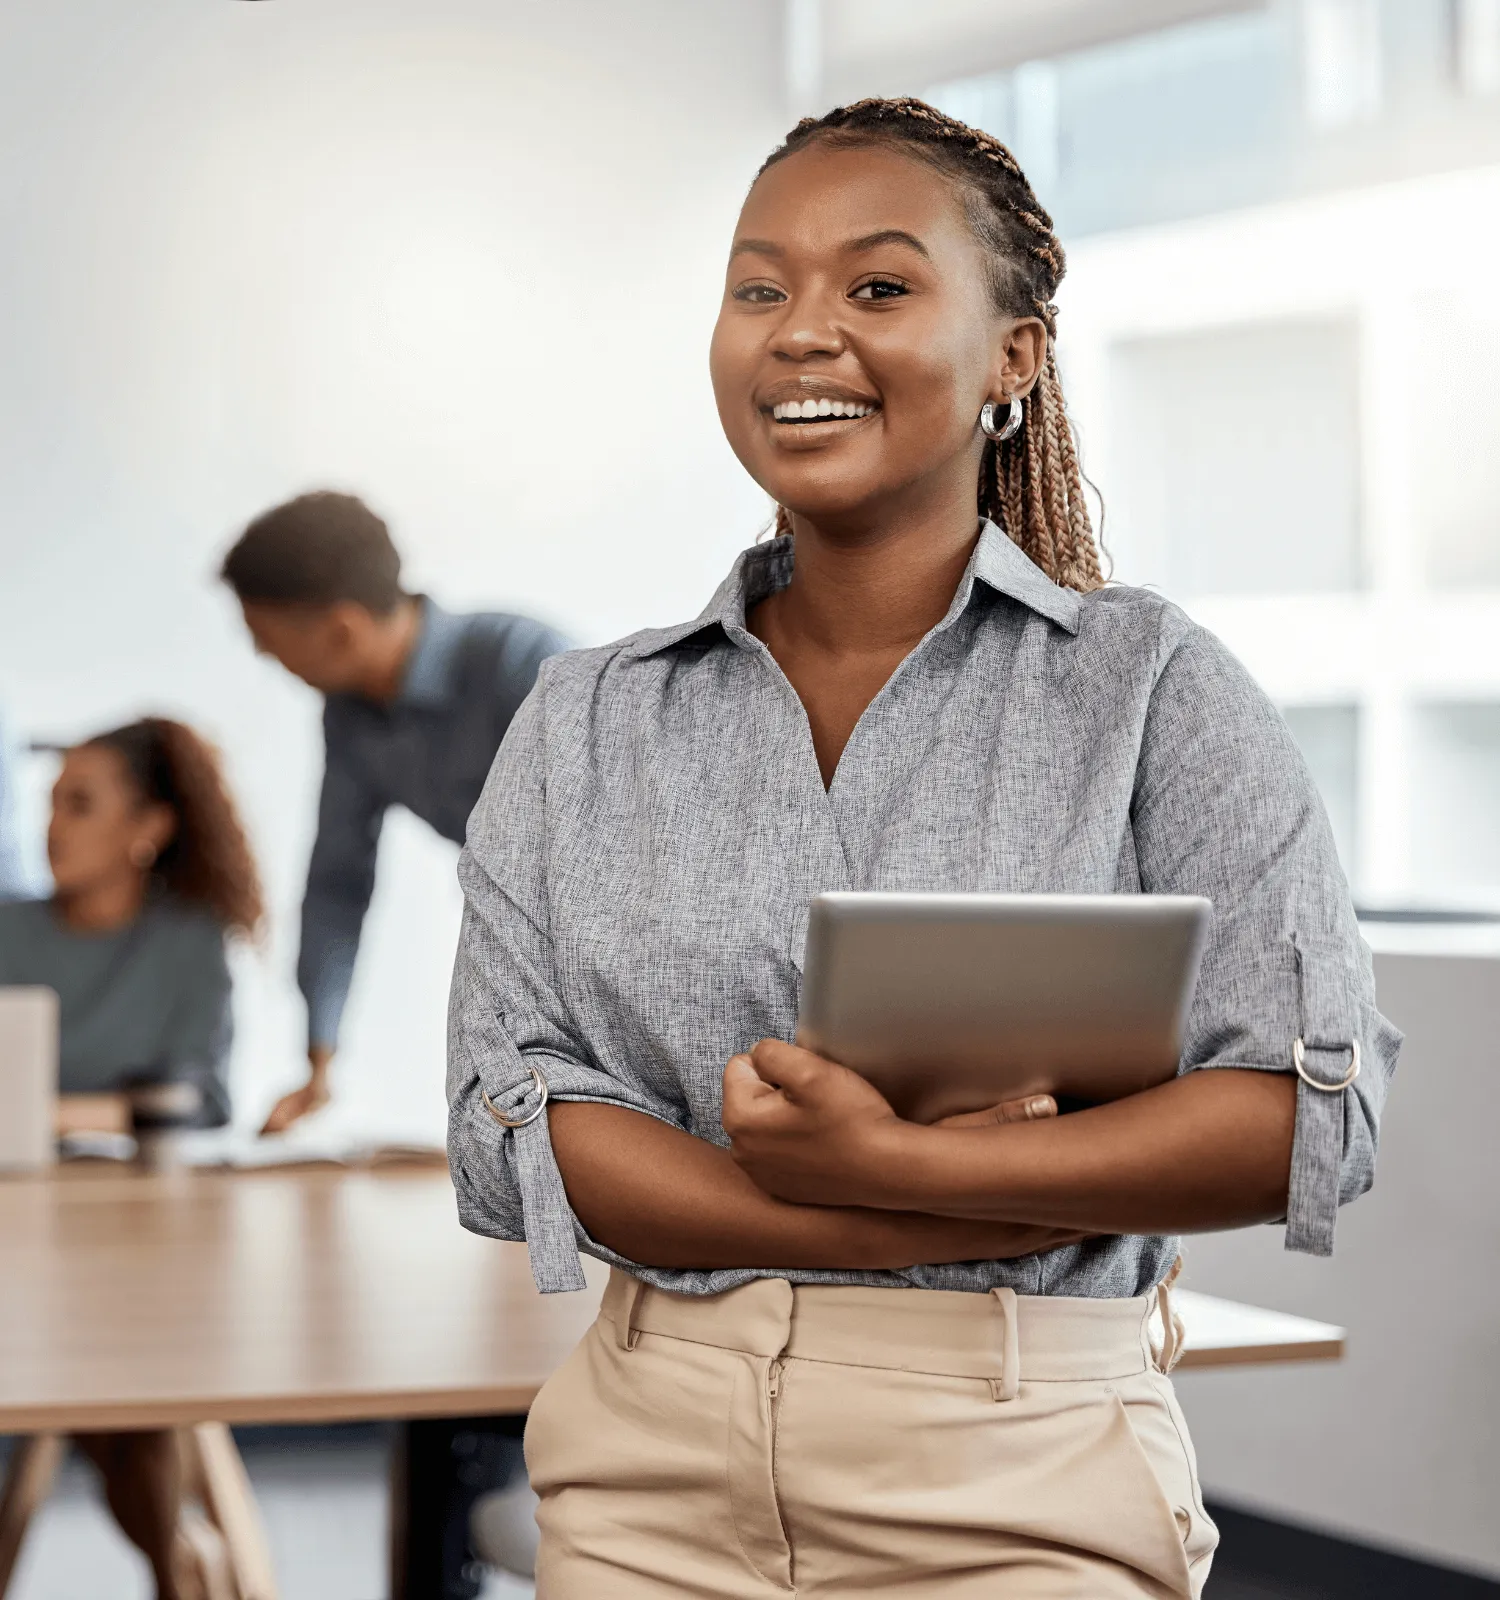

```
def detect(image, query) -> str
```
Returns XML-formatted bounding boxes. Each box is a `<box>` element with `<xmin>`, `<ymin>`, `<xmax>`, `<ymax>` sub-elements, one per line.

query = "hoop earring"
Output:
<box><xmin>980</xmin><ymin>396</ymin><xmax>1024</xmax><ymax>442</ymax></box>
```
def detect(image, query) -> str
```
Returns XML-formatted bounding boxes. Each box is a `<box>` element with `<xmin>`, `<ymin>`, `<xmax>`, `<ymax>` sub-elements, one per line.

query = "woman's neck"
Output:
<box><xmin>771</xmin><ymin>498</ymin><xmax>982</xmax><ymax>657</ymax></box>
<box><xmin>55</xmin><ymin>873</ymin><xmax>147</xmax><ymax>934</ymax></box>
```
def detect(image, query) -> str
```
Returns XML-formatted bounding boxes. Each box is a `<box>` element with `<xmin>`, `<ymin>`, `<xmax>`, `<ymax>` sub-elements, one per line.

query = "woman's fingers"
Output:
<box><xmin>747</xmin><ymin>1037</ymin><xmax>826</xmax><ymax>1094</ymax></box>
<box><xmin>934</xmin><ymin>1094</ymin><xmax>1057</xmax><ymax>1129</ymax></box>
<box><xmin>721</xmin><ymin>1053</ymin><xmax>787</xmax><ymax>1135</ymax></box>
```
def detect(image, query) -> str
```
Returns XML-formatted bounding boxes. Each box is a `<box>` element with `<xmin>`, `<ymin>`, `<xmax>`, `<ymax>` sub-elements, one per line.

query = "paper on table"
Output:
<box><xmin>180</xmin><ymin>1125</ymin><xmax>448</xmax><ymax>1170</ymax></box>
<box><xmin>59</xmin><ymin>1125</ymin><xmax>446</xmax><ymax>1171</ymax></box>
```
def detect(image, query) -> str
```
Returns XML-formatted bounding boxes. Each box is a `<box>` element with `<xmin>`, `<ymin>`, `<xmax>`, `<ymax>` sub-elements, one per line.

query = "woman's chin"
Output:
<box><xmin>767</xmin><ymin>485</ymin><xmax>905</xmax><ymax>531</ymax></box>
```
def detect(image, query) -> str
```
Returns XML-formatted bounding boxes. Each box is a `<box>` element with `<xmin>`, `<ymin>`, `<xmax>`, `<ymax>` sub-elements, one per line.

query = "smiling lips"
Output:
<box><xmin>770</xmin><ymin>397</ymin><xmax>880</xmax><ymax>423</ymax></box>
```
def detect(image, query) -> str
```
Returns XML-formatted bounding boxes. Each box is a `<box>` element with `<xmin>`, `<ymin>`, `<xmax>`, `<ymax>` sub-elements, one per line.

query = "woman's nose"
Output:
<box><xmin>770</xmin><ymin>296</ymin><xmax>847</xmax><ymax>361</ymax></box>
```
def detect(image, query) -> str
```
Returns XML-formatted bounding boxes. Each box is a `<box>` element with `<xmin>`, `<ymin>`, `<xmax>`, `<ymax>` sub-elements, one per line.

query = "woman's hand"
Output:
<box><xmin>721</xmin><ymin>1039</ymin><xmax>1058</xmax><ymax>1208</ymax></box>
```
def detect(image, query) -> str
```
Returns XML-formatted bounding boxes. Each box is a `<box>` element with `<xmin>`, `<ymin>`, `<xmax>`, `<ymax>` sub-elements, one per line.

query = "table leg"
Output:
<box><xmin>0</xmin><ymin>1434</ymin><xmax>65</xmax><ymax>1597</ymax></box>
<box><xmin>182</xmin><ymin>1424</ymin><xmax>279</xmax><ymax>1600</ymax></box>
<box><xmin>388</xmin><ymin>1424</ymin><xmax>409</xmax><ymax>1600</ymax></box>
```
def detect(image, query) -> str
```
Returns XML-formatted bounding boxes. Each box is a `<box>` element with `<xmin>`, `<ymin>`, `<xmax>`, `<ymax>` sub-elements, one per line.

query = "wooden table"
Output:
<box><xmin>0</xmin><ymin>1163</ymin><xmax>1345</xmax><ymax>1595</ymax></box>
<box><xmin>1173</xmin><ymin>1289</ymin><xmax>1344</xmax><ymax>1368</ymax></box>
<box><xmin>0</xmin><ymin>1164</ymin><xmax>600</xmax><ymax>1434</ymax></box>
<box><xmin>0</xmin><ymin>1163</ymin><xmax>603</xmax><ymax>1600</ymax></box>
<box><xmin>0</xmin><ymin>1165</ymin><xmax>1344</xmax><ymax>1426</ymax></box>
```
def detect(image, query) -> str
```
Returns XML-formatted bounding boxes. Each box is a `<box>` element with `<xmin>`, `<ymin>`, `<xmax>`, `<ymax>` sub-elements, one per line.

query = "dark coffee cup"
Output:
<box><xmin>121</xmin><ymin>1075</ymin><xmax>209</xmax><ymax>1171</ymax></box>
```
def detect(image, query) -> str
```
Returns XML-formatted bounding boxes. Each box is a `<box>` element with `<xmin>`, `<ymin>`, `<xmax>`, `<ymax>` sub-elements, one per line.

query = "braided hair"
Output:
<box><xmin>759</xmin><ymin>97</ymin><xmax>1104</xmax><ymax>594</ymax></box>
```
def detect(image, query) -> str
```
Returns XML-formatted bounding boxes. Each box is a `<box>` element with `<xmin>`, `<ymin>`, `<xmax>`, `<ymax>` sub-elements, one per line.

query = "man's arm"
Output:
<box><xmin>262</xmin><ymin>712</ymin><xmax>385</xmax><ymax>1134</ymax></box>
<box><xmin>490</xmin><ymin>616</ymin><xmax>570</xmax><ymax>733</ymax></box>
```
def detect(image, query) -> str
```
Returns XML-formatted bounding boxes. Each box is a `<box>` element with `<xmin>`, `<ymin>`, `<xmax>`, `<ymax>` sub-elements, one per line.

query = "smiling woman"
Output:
<box><xmin>446</xmin><ymin>97</ymin><xmax>1399</xmax><ymax>1599</ymax></box>
<box><xmin>716</xmin><ymin>99</ymin><xmax>1100</xmax><ymax>596</ymax></box>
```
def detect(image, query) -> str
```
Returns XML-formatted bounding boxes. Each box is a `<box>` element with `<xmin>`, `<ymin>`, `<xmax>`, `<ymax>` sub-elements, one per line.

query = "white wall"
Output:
<box><xmin>1060</xmin><ymin>165</ymin><xmax>1500</xmax><ymax>908</ymax></box>
<box><xmin>0</xmin><ymin>0</ymin><xmax>783</xmax><ymax>1140</ymax></box>
<box><xmin>816</xmin><ymin>0</ymin><xmax>1264</xmax><ymax>100</ymax></box>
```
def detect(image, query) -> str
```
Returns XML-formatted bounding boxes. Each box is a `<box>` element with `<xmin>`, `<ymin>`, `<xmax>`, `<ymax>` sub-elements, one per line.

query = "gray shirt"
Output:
<box><xmin>0</xmin><ymin>896</ymin><xmax>233</xmax><ymax>1119</ymax></box>
<box><xmin>448</xmin><ymin>523</ymin><xmax>1400</xmax><ymax>1296</ymax></box>
<box><xmin>301</xmin><ymin>596</ymin><xmax>567</xmax><ymax>1047</ymax></box>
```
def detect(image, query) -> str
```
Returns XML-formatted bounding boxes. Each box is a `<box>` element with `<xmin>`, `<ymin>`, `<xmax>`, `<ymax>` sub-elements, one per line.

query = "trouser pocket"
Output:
<box><xmin>1113</xmin><ymin>1371</ymin><xmax>1220</xmax><ymax>1592</ymax></box>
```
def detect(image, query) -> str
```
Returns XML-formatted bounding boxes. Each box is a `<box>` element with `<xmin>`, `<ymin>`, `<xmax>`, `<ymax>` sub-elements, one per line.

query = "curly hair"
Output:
<box><xmin>87</xmin><ymin>718</ymin><xmax>265</xmax><ymax>939</ymax></box>
<box><xmin>758</xmin><ymin>96</ymin><xmax>1104</xmax><ymax>594</ymax></box>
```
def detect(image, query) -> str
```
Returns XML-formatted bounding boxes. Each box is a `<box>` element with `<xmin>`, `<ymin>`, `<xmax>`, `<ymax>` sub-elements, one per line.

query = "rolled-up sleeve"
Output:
<box><xmin>1131</xmin><ymin>618</ymin><xmax>1401</xmax><ymax>1256</ymax></box>
<box><xmin>447</xmin><ymin>671</ymin><xmax>680</xmax><ymax>1293</ymax></box>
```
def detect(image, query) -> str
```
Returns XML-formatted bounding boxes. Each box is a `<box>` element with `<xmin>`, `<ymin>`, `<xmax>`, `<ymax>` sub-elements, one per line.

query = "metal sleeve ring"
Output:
<box><xmin>1292</xmin><ymin>1036</ymin><xmax>1361</xmax><ymax>1093</ymax></box>
<box><xmin>482</xmin><ymin>1066</ymin><xmax>549</xmax><ymax>1128</ymax></box>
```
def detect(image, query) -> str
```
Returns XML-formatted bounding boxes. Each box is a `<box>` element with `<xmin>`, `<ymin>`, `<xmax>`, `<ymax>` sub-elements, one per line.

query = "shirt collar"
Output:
<box><xmin>624</xmin><ymin>520</ymin><xmax>1079</xmax><ymax>660</ymax></box>
<box><xmin>398</xmin><ymin>596</ymin><xmax>468</xmax><ymax>706</ymax></box>
<box><xmin>968</xmin><ymin>519</ymin><xmax>1081</xmax><ymax>634</ymax></box>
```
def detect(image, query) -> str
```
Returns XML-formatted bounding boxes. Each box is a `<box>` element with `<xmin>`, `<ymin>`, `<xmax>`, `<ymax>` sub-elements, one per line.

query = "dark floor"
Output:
<box><xmin>5</xmin><ymin>1428</ymin><xmax>1496</xmax><ymax>1598</ymax></box>
<box><xmin>1203</xmin><ymin>1502</ymin><xmax>1500</xmax><ymax>1600</ymax></box>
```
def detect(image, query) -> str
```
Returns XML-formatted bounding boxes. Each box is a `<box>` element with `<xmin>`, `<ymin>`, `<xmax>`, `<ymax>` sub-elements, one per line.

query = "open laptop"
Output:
<box><xmin>0</xmin><ymin>986</ymin><xmax>59</xmax><ymax>1170</ymax></box>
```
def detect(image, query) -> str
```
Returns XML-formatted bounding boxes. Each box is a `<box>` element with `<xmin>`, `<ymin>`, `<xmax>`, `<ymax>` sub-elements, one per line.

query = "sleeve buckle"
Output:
<box><xmin>482</xmin><ymin>1065</ymin><xmax>549</xmax><ymax>1128</ymax></box>
<box><xmin>1293</xmin><ymin>1036</ymin><xmax>1360</xmax><ymax>1093</ymax></box>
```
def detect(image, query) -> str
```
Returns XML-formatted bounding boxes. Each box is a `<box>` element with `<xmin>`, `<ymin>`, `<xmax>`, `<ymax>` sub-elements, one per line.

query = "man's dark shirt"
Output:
<box><xmin>300</xmin><ymin>596</ymin><xmax>566</xmax><ymax>1047</ymax></box>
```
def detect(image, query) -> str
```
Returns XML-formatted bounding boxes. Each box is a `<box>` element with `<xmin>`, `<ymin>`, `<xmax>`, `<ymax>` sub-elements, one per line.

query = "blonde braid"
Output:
<box><xmin>1019</xmin><ymin>394</ymin><xmax>1058</xmax><ymax>578</ymax></box>
<box><xmin>759</xmin><ymin>97</ymin><xmax>1105</xmax><ymax>594</ymax></box>
<box><xmin>1049</xmin><ymin>351</ymin><xmax>1104</xmax><ymax>589</ymax></box>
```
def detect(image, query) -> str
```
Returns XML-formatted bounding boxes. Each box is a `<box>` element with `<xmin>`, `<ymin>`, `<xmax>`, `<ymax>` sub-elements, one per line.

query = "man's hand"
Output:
<box><xmin>722</xmin><ymin>1040</ymin><xmax>1058</xmax><ymax>1208</ymax></box>
<box><xmin>259</xmin><ymin>1046</ymin><xmax>335</xmax><ymax>1136</ymax></box>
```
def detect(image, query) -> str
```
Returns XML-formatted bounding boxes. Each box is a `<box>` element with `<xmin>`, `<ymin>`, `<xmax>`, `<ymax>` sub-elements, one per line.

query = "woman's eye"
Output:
<box><xmin>850</xmin><ymin>277</ymin><xmax>910</xmax><ymax>302</ymax></box>
<box><xmin>732</xmin><ymin>282</ymin><xmax>786</xmax><ymax>304</ymax></box>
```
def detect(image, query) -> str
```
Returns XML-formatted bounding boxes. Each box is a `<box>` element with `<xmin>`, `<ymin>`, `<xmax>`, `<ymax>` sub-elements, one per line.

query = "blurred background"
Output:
<box><xmin>1</xmin><ymin>2</ymin><xmax>1497</xmax><ymax>1596</ymax></box>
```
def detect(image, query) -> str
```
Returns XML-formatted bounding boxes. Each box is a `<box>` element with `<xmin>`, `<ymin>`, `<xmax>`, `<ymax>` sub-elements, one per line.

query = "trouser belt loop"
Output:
<box><xmin>616</xmin><ymin>1276</ymin><xmax>649</xmax><ymax>1352</ymax></box>
<box><xmin>1153</xmin><ymin>1257</ymin><xmax>1187</xmax><ymax>1374</ymax></box>
<box><xmin>987</xmin><ymin>1287</ymin><xmax>1020</xmax><ymax>1401</ymax></box>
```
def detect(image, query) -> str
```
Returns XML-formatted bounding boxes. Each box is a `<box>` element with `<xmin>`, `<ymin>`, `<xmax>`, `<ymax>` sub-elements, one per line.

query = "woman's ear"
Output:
<box><xmin>141</xmin><ymin>802</ymin><xmax>177</xmax><ymax>856</ymax></box>
<box><xmin>990</xmin><ymin>317</ymin><xmax>1048</xmax><ymax>403</ymax></box>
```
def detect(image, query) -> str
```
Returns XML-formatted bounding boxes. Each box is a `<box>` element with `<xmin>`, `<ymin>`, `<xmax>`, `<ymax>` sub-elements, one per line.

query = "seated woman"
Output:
<box><xmin>0</xmin><ymin>716</ymin><xmax>262</xmax><ymax>1600</ymax></box>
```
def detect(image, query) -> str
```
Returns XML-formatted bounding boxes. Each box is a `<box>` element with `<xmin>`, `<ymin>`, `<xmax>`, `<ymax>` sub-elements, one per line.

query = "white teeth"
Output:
<box><xmin>771</xmin><ymin>398</ymin><xmax>877</xmax><ymax>420</ymax></box>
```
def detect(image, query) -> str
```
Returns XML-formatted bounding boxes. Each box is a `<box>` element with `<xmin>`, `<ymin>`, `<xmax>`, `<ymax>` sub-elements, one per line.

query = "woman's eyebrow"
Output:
<box><xmin>846</xmin><ymin>228</ymin><xmax>930</xmax><ymax>259</ymax></box>
<box><xmin>727</xmin><ymin>229</ymin><xmax>932</xmax><ymax>265</ymax></box>
<box><xmin>728</xmin><ymin>237</ymin><xmax>783</xmax><ymax>263</ymax></box>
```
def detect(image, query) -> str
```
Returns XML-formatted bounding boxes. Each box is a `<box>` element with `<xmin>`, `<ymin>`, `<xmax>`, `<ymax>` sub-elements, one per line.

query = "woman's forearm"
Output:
<box><xmin>878</xmin><ymin>1068</ymin><xmax>1297</xmax><ymax>1234</ymax></box>
<box><xmin>548</xmin><ymin>1100</ymin><xmax>1084</xmax><ymax>1270</ymax></box>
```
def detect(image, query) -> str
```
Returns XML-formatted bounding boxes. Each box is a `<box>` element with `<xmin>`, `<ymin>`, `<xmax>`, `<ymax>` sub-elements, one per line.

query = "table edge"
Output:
<box><xmin>0</xmin><ymin>1383</ymin><xmax>544</xmax><ymax>1433</ymax></box>
<box><xmin>1176</xmin><ymin>1335</ymin><xmax>1345</xmax><ymax>1370</ymax></box>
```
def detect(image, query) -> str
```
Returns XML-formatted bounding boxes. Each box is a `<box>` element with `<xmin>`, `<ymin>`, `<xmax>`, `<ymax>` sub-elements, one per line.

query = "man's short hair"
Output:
<box><xmin>220</xmin><ymin>491</ymin><xmax>403</xmax><ymax>613</ymax></box>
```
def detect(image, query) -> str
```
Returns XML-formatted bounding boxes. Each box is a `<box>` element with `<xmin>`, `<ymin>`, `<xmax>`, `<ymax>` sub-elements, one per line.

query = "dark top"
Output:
<box><xmin>0</xmin><ymin>896</ymin><xmax>233</xmax><ymax>1121</ymax></box>
<box><xmin>300</xmin><ymin>596</ymin><xmax>567</xmax><ymax>1048</ymax></box>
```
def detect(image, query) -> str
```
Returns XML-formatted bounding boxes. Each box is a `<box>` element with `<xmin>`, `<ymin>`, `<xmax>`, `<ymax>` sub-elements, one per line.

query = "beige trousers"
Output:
<box><xmin>525</xmin><ymin>1269</ymin><xmax>1218</xmax><ymax>1598</ymax></box>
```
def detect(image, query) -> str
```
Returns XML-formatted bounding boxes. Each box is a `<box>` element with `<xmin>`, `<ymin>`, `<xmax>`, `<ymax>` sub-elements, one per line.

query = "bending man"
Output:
<box><xmin>221</xmin><ymin>489</ymin><xmax>566</xmax><ymax>1133</ymax></box>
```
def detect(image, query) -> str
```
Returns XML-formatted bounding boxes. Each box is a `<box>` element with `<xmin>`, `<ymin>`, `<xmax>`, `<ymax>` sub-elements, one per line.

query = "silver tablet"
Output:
<box><xmin>796</xmin><ymin>892</ymin><xmax>1211</xmax><ymax>1124</ymax></box>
